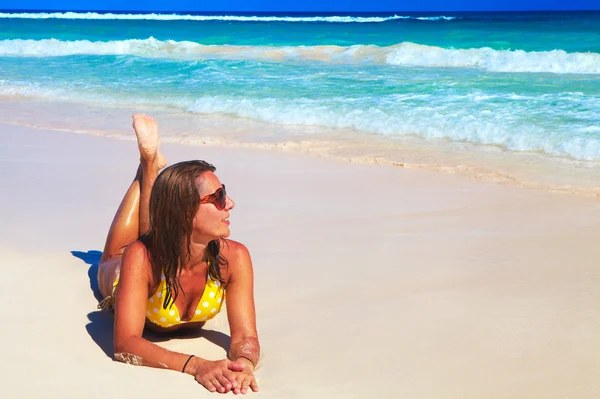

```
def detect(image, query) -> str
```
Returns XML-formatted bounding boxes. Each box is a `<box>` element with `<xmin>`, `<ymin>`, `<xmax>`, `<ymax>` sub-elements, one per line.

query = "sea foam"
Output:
<box><xmin>2</xmin><ymin>80</ymin><xmax>598</xmax><ymax>161</ymax></box>
<box><xmin>386</xmin><ymin>42</ymin><xmax>600</xmax><ymax>74</ymax></box>
<box><xmin>2</xmin><ymin>38</ymin><xmax>599</xmax><ymax>74</ymax></box>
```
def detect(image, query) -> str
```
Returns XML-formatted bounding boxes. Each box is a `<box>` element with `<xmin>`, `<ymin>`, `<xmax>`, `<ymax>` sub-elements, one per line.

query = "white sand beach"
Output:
<box><xmin>2</xmin><ymin>120</ymin><xmax>600</xmax><ymax>398</ymax></box>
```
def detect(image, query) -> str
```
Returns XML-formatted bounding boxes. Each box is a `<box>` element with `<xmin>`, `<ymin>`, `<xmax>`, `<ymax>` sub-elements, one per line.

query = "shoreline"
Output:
<box><xmin>1</xmin><ymin>96</ymin><xmax>599</xmax><ymax>197</ymax></box>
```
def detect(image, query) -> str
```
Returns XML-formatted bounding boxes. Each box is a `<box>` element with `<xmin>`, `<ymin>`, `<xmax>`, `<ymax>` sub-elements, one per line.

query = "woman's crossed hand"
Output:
<box><xmin>188</xmin><ymin>358</ymin><xmax>257</xmax><ymax>394</ymax></box>
<box><xmin>231</xmin><ymin>362</ymin><xmax>259</xmax><ymax>395</ymax></box>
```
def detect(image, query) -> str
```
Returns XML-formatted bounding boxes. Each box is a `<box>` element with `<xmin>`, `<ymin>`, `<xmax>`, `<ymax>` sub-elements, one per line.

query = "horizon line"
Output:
<box><xmin>1</xmin><ymin>9</ymin><xmax>599</xmax><ymax>14</ymax></box>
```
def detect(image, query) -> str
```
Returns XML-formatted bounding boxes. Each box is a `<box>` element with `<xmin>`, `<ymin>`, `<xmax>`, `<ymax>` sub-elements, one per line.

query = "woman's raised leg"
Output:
<box><xmin>97</xmin><ymin>114</ymin><xmax>165</xmax><ymax>298</ymax></box>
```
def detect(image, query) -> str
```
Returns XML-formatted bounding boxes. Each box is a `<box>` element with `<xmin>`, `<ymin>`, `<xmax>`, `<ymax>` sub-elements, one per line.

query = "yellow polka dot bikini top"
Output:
<box><xmin>146</xmin><ymin>273</ymin><xmax>225</xmax><ymax>328</ymax></box>
<box><xmin>98</xmin><ymin>270</ymin><xmax>225</xmax><ymax>328</ymax></box>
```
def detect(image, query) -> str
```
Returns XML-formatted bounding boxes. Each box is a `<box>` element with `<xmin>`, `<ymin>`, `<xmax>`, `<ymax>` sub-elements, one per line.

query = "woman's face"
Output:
<box><xmin>192</xmin><ymin>171</ymin><xmax>235</xmax><ymax>243</ymax></box>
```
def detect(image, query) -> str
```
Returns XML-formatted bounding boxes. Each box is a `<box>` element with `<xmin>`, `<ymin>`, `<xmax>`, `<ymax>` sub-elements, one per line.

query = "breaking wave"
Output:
<box><xmin>2</xmin><ymin>38</ymin><xmax>599</xmax><ymax>74</ymax></box>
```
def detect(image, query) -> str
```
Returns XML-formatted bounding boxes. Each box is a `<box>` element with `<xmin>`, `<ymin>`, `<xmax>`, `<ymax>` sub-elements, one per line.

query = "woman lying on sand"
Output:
<box><xmin>96</xmin><ymin>114</ymin><xmax>259</xmax><ymax>394</ymax></box>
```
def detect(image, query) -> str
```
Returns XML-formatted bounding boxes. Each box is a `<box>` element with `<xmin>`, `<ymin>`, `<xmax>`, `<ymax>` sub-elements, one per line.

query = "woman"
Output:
<box><xmin>96</xmin><ymin>114</ymin><xmax>259</xmax><ymax>394</ymax></box>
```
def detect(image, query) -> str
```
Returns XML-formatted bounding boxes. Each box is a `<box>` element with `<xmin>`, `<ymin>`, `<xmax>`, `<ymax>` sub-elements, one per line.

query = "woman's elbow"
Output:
<box><xmin>113</xmin><ymin>336</ymin><xmax>143</xmax><ymax>365</ymax></box>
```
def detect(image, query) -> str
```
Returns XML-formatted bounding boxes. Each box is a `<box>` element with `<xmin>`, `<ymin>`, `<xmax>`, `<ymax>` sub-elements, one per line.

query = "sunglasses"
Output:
<box><xmin>200</xmin><ymin>185</ymin><xmax>227</xmax><ymax>210</ymax></box>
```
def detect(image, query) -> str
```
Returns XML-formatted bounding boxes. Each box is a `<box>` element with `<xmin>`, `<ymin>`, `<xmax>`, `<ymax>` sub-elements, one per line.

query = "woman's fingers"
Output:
<box><xmin>210</xmin><ymin>377</ymin><xmax>226</xmax><ymax>393</ymax></box>
<box><xmin>201</xmin><ymin>378</ymin><xmax>217</xmax><ymax>393</ymax></box>
<box><xmin>232</xmin><ymin>384</ymin><xmax>242</xmax><ymax>395</ymax></box>
<box><xmin>215</xmin><ymin>373</ymin><xmax>234</xmax><ymax>393</ymax></box>
<box><xmin>194</xmin><ymin>359</ymin><xmax>254</xmax><ymax>394</ymax></box>
<box><xmin>249</xmin><ymin>377</ymin><xmax>259</xmax><ymax>392</ymax></box>
<box><xmin>240</xmin><ymin>377</ymin><xmax>250</xmax><ymax>394</ymax></box>
<box><xmin>231</xmin><ymin>375</ymin><xmax>247</xmax><ymax>395</ymax></box>
<box><xmin>231</xmin><ymin>372</ymin><xmax>258</xmax><ymax>395</ymax></box>
<box><xmin>221</xmin><ymin>368</ymin><xmax>238</xmax><ymax>387</ymax></box>
<box><xmin>196</xmin><ymin>374</ymin><xmax>226</xmax><ymax>393</ymax></box>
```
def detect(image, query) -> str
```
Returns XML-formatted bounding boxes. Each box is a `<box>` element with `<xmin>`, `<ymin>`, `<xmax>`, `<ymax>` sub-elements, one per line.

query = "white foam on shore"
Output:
<box><xmin>1</xmin><ymin>83</ymin><xmax>598</xmax><ymax>162</ymax></box>
<box><xmin>2</xmin><ymin>38</ymin><xmax>599</xmax><ymax>74</ymax></box>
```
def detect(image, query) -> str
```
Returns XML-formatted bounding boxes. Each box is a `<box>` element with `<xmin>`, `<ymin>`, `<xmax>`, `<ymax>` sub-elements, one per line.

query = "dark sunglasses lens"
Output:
<box><xmin>218</xmin><ymin>186</ymin><xmax>227</xmax><ymax>209</ymax></box>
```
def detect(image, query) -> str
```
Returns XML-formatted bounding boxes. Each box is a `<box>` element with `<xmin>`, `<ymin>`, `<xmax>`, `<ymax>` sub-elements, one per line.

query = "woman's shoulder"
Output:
<box><xmin>120</xmin><ymin>239</ymin><xmax>153</xmax><ymax>281</ymax></box>
<box><xmin>221</xmin><ymin>239</ymin><xmax>252</xmax><ymax>281</ymax></box>
<box><xmin>221</xmin><ymin>239</ymin><xmax>251</xmax><ymax>263</ymax></box>
<box><xmin>123</xmin><ymin>239</ymin><xmax>150</xmax><ymax>260</ymax></box>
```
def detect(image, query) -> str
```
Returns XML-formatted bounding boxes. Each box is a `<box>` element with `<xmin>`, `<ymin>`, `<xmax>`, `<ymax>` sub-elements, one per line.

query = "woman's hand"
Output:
<box><xmin>231</xmin><ymin>361</ymin><xmax>259</xmax><ymax>395</ymax></box>
<box><xmin>188</xmin><ymin>358</ymin><xmax>245</xmax><ymax>393</ymax></box>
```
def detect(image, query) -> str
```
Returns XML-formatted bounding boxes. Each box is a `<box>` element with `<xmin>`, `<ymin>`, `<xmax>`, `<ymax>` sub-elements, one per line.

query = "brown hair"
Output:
<box><xmin>140</xmin><ymin>160</ymin><xmax>227</xmax><ymax>309</ymax></box>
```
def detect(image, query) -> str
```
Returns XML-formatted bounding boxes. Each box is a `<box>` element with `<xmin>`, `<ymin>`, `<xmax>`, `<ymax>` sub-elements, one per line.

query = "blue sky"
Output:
<box><xmin>1</xmin><ymin>0</ymin><xmax>599</xmax><ymax>12</ymax></box>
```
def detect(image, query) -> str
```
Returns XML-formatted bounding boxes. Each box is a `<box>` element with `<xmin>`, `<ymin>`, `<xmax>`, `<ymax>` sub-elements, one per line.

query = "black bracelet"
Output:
<box><xmin>182</xmin><ymin>354</ymin><xmax>195</xmax><ymax>373</ymax></box>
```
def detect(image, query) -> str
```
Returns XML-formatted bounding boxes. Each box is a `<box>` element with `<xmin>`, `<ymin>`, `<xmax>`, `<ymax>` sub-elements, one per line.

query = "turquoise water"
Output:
<box><xmin>1</xmin><ymin>11</ymin><xmax>599</xmax><ymax>161</ymax></box>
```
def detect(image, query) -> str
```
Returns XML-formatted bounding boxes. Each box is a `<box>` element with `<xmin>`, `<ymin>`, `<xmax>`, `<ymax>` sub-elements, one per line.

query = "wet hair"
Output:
<box><xmin>139</xmin><ymin>160</ymin><xmax>227</xmax><ymax>310</ymax></box>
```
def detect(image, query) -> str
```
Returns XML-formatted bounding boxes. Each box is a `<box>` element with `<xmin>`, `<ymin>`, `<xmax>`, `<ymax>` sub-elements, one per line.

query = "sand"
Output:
<box><xmin>2</xmin><ymin>121</ymin><xmax>600</xmax><ymax>398</ymax></box>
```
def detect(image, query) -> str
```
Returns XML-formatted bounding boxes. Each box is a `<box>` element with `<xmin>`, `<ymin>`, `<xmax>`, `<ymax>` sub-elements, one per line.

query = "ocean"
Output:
<box><xmin>1</xmin><ymin>10</ymin><xmax>599</xmax><ymax>193</ymax></box>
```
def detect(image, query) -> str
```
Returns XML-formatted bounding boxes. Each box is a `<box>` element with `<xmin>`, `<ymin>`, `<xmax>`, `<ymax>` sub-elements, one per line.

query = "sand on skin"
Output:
<box><xmin>1</xmin><ymin>122</ymin><xmax>600</xmax><ymax>398</ymax></box>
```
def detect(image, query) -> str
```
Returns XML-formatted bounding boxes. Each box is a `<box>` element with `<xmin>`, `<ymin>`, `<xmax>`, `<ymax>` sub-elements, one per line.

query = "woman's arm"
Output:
<box><xmin>224</xmin><ymin>240</ymin><xmax>260</xmax><ymax>394</ymax></box>
<box><xmin>113</xmin><ymin>241</ymin><xmax>243</xmax><ymax>392</ymax></box>
<box><xmin>114</xmin><ymin>240</ymin><xmax>188</xmax><ymax>369</ymax></box>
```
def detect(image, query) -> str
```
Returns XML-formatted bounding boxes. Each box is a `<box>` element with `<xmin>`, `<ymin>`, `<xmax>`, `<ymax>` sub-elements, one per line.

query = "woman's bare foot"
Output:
<box><xmin>157</xmin><ymin>152</ymin><xmax>167</xmax><ymax>169</ymax></box>
<box><xmin>132</xmin><ymin>113</ymin><xmax>167</xmax><ymax>168</ymax></box>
